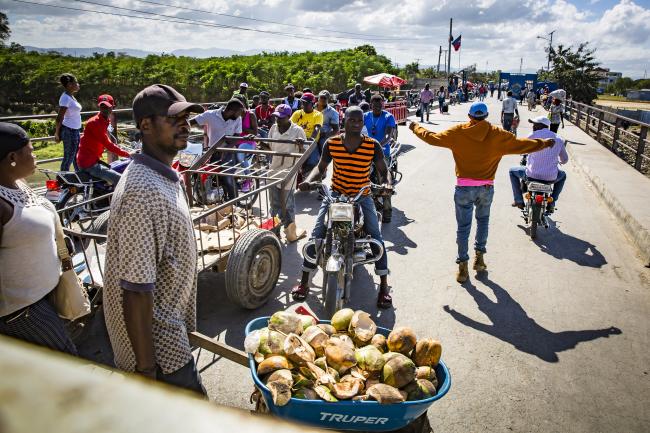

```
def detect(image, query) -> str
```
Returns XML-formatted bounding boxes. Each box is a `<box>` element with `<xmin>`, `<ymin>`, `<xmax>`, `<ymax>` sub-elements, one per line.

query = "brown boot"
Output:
<box><xmin>456</xmin><ymin>261</ymin><xmax>469</xmax><ymax>283</ymax></box>
<box><xmin>284</xmin><ymin>222</ymin><xmax>306</xmax><ymax>243</ymax></box>
<box><xmin>473</xmin><ymin>251</ymin><xmax>487</xmax><ymax>272</ymax></box>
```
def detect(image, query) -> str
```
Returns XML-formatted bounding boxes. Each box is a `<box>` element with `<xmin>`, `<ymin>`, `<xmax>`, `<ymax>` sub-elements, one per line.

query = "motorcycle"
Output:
<box><xmin>521</xmin><ymin>177</ymin><xmax>554</xmax><ymax>239</ymax></box>
<box><xmin>302</xmin><ymin>184</ymin><xmax>385</xmax><ymax>317</ymax></box>
<box><xmin>370</xmin><ymin>139</ymin><xmax>403</xmax><ymax>223</ymax></box>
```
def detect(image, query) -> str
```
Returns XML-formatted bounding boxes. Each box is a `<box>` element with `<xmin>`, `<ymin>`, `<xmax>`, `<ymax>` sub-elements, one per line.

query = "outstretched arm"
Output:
<box><xmin>498</xmin><ymin>129</ymin><xmax>554</xmax><ymax>155</ymax></box>
<box><xmin>409</xmin><ymin>122</ymin><xmax>453</xmax><ymax>148</ymax></box>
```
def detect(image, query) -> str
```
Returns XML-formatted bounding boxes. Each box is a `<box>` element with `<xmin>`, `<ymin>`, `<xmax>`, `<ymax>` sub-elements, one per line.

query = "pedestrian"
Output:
<box><xmin>419</xmin><ymin>83</ymin><xmax>434</xmax><ymax>122</ymax></box>
<box><xmin>348</xmin><ymin>83</ymin><xmax>366</xmax><ymax>106</ymax></box>
<box><xmin>54</xmin><ymin>73</ymin><xmax>82</xmax><ymax>171</ymax></box>
<box><xmin>251</xmin><ymin>94</ymin><xmax>260</xmax><ymax>110</ymax></box>
<box><xmin>290</xmin><ymin>92</ymin><xmax>323</xmax><ymax>174</ymax></box>
<box><xmin>489</xmin><ymin>82</ymin><xmax>495</xmax><ymax>98</ymax></box>
<box><xmin>283</xmin><ymin>84</ymin><xmax>300</xmax><ymax>112</ymax></box>
<box><xmin>103</xmin><ymin>84</ymin><xmax>206</xmax><ymax>395</ymax></box>
<box><xmin>409</xmin><ymin>102</ymin><xmax>554</xmax><ymax>283</ymax></box>
<box><xmin>232</xmin><ymin>82</ymin><xmax>249</xmax><ymax>108</ymax></box>
<box><xmin>316</xmin><ymin>90</ymin><xmax>340</xmax><ymax>157</ymax></box>
<box><xmin>76</xmin><ymin>94</ymin><xmax>130</xmax><ymax>185</ymax></box>
<box><xmin>509</xmin><ymin>116</ymin><xmax>568</xmax><ymax>214</ymax></box>
<box><xmin>437</xmin><ymin>86</ymin><xmax>446</xmax><ymax>114</ymax></box>
<box><xmin>549</xmin><ymin>98</ymin><xmax>564</xmax><ymax>133</ymax></box>
<box><xmin>232</xmin><ymin>94</ymin><xmax>258</xmax><ymax>193</ymax></box>
<box><xmin>0</xmin><ymin>122</ymin><xmax>77</xmax><ymax>355</ymax></box>
<box><xmin>293</xmin><ymin>107</ymin><xmax>394</xmax><ymax>308</ymax></box>
<box><xmin>255</xmin><ymin>91</ymin><xmax>274</xmax><ymax>138</ymax></box>
<box><xmin>501</xmin><ymin>90</ymin><xmax>519</xmax><ymax>133</ymax></box>
<box><xmin>265</xmin><ymin>104</ymin><xmax>307</xmax><ymax>242</ymax></box>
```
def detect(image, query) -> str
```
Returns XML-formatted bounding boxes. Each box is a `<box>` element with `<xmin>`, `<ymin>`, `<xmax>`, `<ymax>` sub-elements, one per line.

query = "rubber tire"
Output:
<box><xmin>325</xmin><ymin>271</ymin><xmax>341</xmax><ymax>319</ymax></box>
<box><xmin>88</xmin><ymin>210</ymin><xmax>110</xmax><ymax>236</ymax></box>
<box><xmin>530</xmin><ymin>220</ymin><xmax>538</xmax><ymax>239</ymax></box>
<box><xmin>225</xmin><ymin>228</ymin><xmax>282</xmax><ymax>309</ymax></box>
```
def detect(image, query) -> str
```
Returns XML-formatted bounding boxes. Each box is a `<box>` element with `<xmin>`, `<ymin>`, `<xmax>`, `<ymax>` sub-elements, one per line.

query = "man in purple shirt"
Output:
<box><xmin>509</xmin><ymin>116</ymin><xmax>568</xmax><ymax>213</ymax></box>
<box><xmin>419</xmin><ymin>83</ymin><xmax>435</xmax><ymax>122</ymax></box>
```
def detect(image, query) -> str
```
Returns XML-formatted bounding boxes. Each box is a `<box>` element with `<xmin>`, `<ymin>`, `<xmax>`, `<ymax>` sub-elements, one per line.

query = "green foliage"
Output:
<box><xmin>0</xmin><ymin>12</ymin><xmax>10</xmax><ymax>44</ymax></box>
<box><xmin>0</xmin><ymin>45</ymin><xmax>398</xmax><ymax>114</ymax></box>
<box><xmin>548</xmin><ymin>43</ymin><xmax>600</xmax><ymax>104</ymax></box>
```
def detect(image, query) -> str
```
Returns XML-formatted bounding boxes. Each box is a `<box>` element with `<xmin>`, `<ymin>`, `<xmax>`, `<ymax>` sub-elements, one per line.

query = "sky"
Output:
<box><xmin>1</xmin><ymin>0</ymin><xmax>649</xmax><ymax>78</ymax></box>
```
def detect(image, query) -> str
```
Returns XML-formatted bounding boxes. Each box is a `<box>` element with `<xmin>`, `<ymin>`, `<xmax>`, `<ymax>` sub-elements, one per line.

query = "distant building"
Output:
<box><xmin>626</xmin><ymin>89</ymin><xmax>650</xmax><ymax>101</ymax></box>
<box><xmin>594</xmin><ymin>67</ymin><xmax>622</xmax><ymax>93</ymax></box>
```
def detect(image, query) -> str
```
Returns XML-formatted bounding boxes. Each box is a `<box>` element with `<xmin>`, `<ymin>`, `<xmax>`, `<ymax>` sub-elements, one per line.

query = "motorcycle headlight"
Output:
<box><xmin>178</xmin><ymin>152</ymin><xmax>197</xmax><ymax>167</ymax></box>
<box><xmin>329</xmin><ymin>203</ymin><xmax>354</xmax><ymax>222</ymax></box>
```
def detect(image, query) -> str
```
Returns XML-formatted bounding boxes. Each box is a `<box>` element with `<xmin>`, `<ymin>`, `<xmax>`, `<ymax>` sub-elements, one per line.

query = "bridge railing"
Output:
<box><xmin>564</xmin><ymin>99</ymin><xmax>650</xmax><ymax>175</ymax></box>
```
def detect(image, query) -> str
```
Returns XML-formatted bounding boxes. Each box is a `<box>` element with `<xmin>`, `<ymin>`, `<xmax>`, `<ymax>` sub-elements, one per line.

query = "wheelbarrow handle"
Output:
<box><xmin>189</xmin><ymin>331</ymin><xmax>249</xmax><ymax>367</ymax></box>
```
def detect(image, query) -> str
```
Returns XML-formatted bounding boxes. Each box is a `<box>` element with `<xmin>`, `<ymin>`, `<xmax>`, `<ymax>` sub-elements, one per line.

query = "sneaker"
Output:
<box><xmin>546</xmin><ymin>203</ymin><xmax>555</xmax><ymax>214</ymax></box>
<box><xmin>377</xmin><ymin>288</ymin><xmax>393</xmax><ymax>309</ymax></box>
<box><xmin>291</xmin><ymin>283</ymin><xmax>309</xmax><ymax>301</ymax></box>
<box><xmin>456</xmin><ymin>261</ymin><xmax>469</xmax><ymax>283</ymax></box>
<box><xmin>473</xmin><ymin>251</ymin><xmax>487</xmax><ymax>272</ymax></box>
<box><xmin>241</xmin><ymin>179</ymin><xmax>252</xmax><ymax>193</ymax></box>
<box><xmin>512</xmin><ymin>202</ymin><xmax>524</xmax><ymax>209</ymax></box>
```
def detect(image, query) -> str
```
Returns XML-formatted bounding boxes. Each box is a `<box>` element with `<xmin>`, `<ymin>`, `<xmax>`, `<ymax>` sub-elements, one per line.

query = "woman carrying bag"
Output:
<box><xmin>0</xmin><ymin>123</ymin><xmax>78</xmax><ymax>355</ymax></box>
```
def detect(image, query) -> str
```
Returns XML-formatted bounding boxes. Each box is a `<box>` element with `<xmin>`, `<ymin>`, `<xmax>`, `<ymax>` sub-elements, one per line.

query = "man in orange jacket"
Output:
<box><xmin>409</xmin><ymin>102</ymin><xmax>554</xmax><ymax>283</ymax></box>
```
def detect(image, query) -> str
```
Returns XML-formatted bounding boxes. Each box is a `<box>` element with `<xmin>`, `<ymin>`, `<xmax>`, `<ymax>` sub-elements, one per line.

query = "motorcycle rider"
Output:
<box><xmin>364</xmin><ymin>94</ymin><xmax>396</xmax><ymax>158</ymax></box>
<box><xmin>292</xmin><ymin>106</ymin><xmax>394</xmax><ymax>308</ymax></box>
<box><xmin>509</xmin><ymin>116</ymin><xmax>568</xmax><ymax>214</ymax></box>
<box><xmin>76</xmin><ymin>94</ymin><xmax>130</xmax><ymax>185</ymax></box>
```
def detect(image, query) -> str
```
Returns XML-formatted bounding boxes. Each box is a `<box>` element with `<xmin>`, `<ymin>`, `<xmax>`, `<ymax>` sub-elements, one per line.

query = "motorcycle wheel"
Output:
<box><xmin>530</xmin><ymin>204</ymin><xmax>541</xmax><ymax>239</ymax></box>
<box><xmin>236</xmin><ymin>178</ymin><xmax>261</xmax><ymax>210</ymax></box>
<box><xmin>530</xmin><ymin>220</ymin><xmax>538</xmax><ymax>239</ymax></box>
<box><xmin>325</xmin><ymin>270</ymin><xmax>343</xmax><ymax>318</ymax></box>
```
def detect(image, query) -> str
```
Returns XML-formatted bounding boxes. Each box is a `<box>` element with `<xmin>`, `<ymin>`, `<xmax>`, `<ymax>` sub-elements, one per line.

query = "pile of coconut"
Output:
<box><xmin>244</xmin><ymin>309</ymin><xmax>442</xmax><ymax>406</ymax></box>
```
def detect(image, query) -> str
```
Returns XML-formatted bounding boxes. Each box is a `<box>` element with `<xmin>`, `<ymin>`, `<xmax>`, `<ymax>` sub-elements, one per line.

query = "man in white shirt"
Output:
<box><xmin>264</xmin><ymin>104</ymin><xmax>307</xmax><ymax>242</ymax></box>
<box><xmin>501</xmin><ymin>91</ymin><xmax>519</xmax><ymax>133</ymax></box>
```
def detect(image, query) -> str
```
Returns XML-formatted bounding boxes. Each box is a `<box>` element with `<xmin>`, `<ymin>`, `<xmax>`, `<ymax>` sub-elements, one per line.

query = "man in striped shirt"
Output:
<box><xmin>292</xmin><ymin>106</ymin><xmax>394</xmax><ymax>308</ymax></box>
<box><xmin>509</xmin><ymin>116</ymin><xmax>569</xmax><ymax>213</ymax></box>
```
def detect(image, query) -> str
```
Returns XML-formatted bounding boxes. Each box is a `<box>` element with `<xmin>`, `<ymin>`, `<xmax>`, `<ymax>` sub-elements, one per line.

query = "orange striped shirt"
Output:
<box><xmin>328</xmin><ymin>135</ymin><xmax>376</xmax><ymax>196</ymax></box>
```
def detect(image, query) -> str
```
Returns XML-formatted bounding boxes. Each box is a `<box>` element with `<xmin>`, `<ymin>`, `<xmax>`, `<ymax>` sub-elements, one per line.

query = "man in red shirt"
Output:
<box><xmin>76</xmin><ymin>94</ymin><xmax>130</xmax><ymax>185</ymax></box>
<box><xmin>254</xmin><ymin>91</ymin><xmax>274</xmax><ymax>138</ymax></box>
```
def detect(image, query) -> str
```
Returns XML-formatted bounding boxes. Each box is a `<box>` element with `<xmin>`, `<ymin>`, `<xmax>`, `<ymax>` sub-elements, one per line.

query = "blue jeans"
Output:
<box><xmin>454</xmin><ymin>185</ymin><xmax>494</xmax><ymax>263</ymax></box>
<box><xmin>438</xmin><ymin>99</ymin><xmax>444</xmax><ymax>111</ymax></box>
<box><xmin>269</xmin><ymin>186</ymin><xmax>296</xmax><ymax>228</ymax></box>
<box><xmin>509</xmin><ymin>167</ymin><xmax>567</xmax><ymax>205</ymax></box>
<box><xmin>502</xmin><ymin>113</ymin><xmax>514</xmax><ymax>132</ymax></box>
<box><xmin>60</xmin><ymin>125</ymin><xmax>80</xmax><ymax>171</ymax></box>
<box><xmin>420</xmin><ymin>102</ymin><xmax>430</xmax><ymax>121</ymax></box>
<box><xmin>81</xmin><ymin>162</ymin><xmax>122</xmax><ymax>185</ymax></box>
<box><xmin>303</xmin><ymin>193</ymin><xmax>388</xmax><ymax>276</ymax></box>
<box><xmin>236</xmin><ymin>142</ymin><xmax>255</xmax><ymax>175</ymax></box>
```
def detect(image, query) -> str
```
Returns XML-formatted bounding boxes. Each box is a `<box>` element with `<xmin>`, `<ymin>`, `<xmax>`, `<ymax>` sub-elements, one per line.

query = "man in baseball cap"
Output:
<box><xmin>283</xmin><ymin>83</ymin><xmax>299</xmax><ymax>112</ymax></box>
<box><xmin>291</xmin><ymin>92</ymin><xmax>323</xmax><ymax>174</ymax></box>
<box><xmin>232</xmin><ymin>82</ymin><xmax>249</xmax><ymax>108</ymax></box>
<box><xmin>98</xmin><ymin>94</ymin><xmax>115</xmax><ymax>108</ymax></box>
<box><xmin>132</xmin><ymin>84</ymin><xmax>203</xmax><ymax>128</ymax></box>
<box><xmin>509</xmin><ymin>115</ymin><xmax>568</xmax><ymax>213</ymax></box>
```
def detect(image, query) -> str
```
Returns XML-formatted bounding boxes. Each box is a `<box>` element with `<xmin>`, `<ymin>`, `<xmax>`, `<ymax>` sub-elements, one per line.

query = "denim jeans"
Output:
<box><xmin>454</xmin><ymin>185</ymin><xmax>494</xmax><ymax>263</ymax></box>
<box><xmin>420</xmin><ymin>102</ymin><xmax>430</xmax><ymax>122</ymax></box>
<box><xmin>156</xmin><ymin>358</ymin><xmax>207</xmax><ymax>397</ymax></box>
<box><xmin>438</xmin><ymin>98</ymin><xmax>445</xmax><ymax>111</ymax></box>
<box><xmin>502</xmin><ymin>113</ymin><xmax>514</xmax><ymax>132</ymax></box>
<box><xmin>60</xmin><ymin>125</ymin><xmax>80</xmax><ymax>171</ymax></box>
<box><xmin>236</xmin><ymin>142</ymin><xmax>255</xmax><ymax>175</ymax></box>
<box><xmin>81</xmin><ymin>162</ymin><xmax>122</xmax><ymax>185</ymax></box>
<box><xmin>269</xmin><ymin>185</ymin><xmax>296</xmax><ymax>228</ymax></box>
<box><xmin>303</xmin><ymin>193</ymin><xmax>388</xmax><ymax>276</ymax></box>
<box><xmin>509</xmin><ymin>167</ymin><xmax>567</xmax><ymax>205</ymax></box>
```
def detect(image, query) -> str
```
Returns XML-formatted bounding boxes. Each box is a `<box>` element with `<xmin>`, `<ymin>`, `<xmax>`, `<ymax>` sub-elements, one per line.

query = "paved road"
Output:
<box><xmin>80</xmin><ymin>96</ymin><xmax>650</xmax><ymax>432</ymax></box>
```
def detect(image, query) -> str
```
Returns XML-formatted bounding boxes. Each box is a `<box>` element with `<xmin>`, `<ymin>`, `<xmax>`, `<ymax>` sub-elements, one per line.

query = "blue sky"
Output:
<box><xmin>1</xmin><ymin>0</ymin><xmax>648</xmax><ymax>78</ymax></box>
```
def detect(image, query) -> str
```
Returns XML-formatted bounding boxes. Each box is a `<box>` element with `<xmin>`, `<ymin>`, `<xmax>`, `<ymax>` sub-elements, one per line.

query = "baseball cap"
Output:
<box><xmin>528</xmin><ymin>116</ymin><xmax>551</xmax><ymax>127</ymax></box>
<box><xmin>240</xmin><ymin>82</ymin><xmax>248</xmax><ymax>88</ymax></box>
<box><xmin>301</xmin><ymin>92</ymin><xmax>316</xmax><ymax>104</ymax></box>
<box><xmin>97</xmin><ymin>94</ymin><xmax>115</xmax><ymax>108</ymax></box>
<box><xmin>0</xmin><ymin>122</ymin><xmax>30</xmax><ymax>160</ymax></box>
<box><xmin>468</xmin><ymin>102</ymin><xmax>488</xmax><ymax>118</ymax></box>
<box><xmin>259</xmin><ymin>91</ymin><xmax>270</xmax><ymax>97</ymax></box>
<box><xmin>132</xmin><ymin>84</ymin><xmax>204</xmax><ymax>127</ymax></box>
<box><xmin>272</xmin><ymin>104</ymin><xmax>293</xmax><ymax>119</ymax></box>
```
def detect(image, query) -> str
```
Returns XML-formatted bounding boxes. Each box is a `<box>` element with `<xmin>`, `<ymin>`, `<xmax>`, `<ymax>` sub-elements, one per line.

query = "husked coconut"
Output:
<box><xmin>349</xmin><ymin>311</ymin><xmax>377</xmax><ymax>345</ymax></box>
<box><xmin>283</xmin><ymin>333</ymin><xmax>316</xmax><ymax>364</ymax></box>
<box><xmin>371</xmin><ymin>334</ymin><xmax>388</xmax><ymax>352</ymax></box>
<box><xmin>302</xmin><ymin>325</ymin><xmax>329</xmax><ymax>357</ymax></box>
<box><xmin>324</xmin><ymin>338</ymin><xmax>356</xmax><ymax>373</ymax></box>
<box><xmin>382</xmin><ymin>353</ymin><xmax>416</xmax><ymax>388</ymax></box>
<box><xmin>354</xmin><ymin>345</ymin><xmax>385</xmax><ymax>373</ymax></box>
<box><xmin>386</xmin><ymin>327</ymin><xmax>417</xmax><ymax>355</ymax></box>
<box><xmin>330</xmin><ymin>308</ymin><xmax>354</xmax><ymax>331</ymax></box>
<box><xmin>257</xmin><ymin>355</ymin><xmax>290</xmax><ymax>376</ymax></box>
<box><xmin>412</xmin><ymin>338</ymin><xmax>442</xmax><ymax>367</ymax></box>
<box><xmin>267</xmin><ymin>381</ymin><xmax>292</xmax><ymax>406</ymax></box>
<box><xmin>366</xmin><ymin>383</ymin><xmax>405</xmax><ymax>404</ymax></box>
<box><xmin>268</xmin><ymin>311</ymin><xmax>303</xmax><ymax>335</ymax></box>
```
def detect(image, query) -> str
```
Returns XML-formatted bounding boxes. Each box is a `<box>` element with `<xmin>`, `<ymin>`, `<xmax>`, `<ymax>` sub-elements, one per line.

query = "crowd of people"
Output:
<box><xmin>0</xmin><ymin>74</ymin><xmax>569</xmax><ymax>396</ymax></box>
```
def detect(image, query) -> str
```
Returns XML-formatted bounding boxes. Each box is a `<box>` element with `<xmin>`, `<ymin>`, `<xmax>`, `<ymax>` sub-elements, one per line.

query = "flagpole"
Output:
<box><xmin>447</xmin><ymin>18</ymin><xmax>453</xmax><ymax>79</ymax></box>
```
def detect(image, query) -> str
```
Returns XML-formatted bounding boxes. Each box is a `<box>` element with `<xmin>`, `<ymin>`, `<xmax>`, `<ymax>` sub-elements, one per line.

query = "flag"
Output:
<box><xmin>452</xmin><ymin>35</ymin><xmax>462</xmax><ymax>51</ymax></box>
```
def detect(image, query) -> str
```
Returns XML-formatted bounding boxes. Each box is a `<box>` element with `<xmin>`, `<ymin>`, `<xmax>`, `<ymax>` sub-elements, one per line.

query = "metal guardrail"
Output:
<box><xmin>564</xmin><ymin>99</ymin><xmax>650</xmax><ymax>174</ymax></box>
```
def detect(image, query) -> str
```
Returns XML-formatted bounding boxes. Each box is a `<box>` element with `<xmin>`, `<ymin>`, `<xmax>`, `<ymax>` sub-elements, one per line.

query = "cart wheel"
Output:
<box><xmin>88</xmin><ymin>210</ymin><xmax>110</xmax><ymax>236</ymax></box>
<box><xmin>226</xmin><ymin>229</ymin><xmax>282</xmax><ymax>309</ymax></box>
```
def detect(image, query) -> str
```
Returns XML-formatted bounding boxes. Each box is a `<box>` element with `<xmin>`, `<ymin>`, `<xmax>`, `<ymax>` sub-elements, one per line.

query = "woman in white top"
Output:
<box><xmin>0</xmin><ymin>123</ymin><xmax>77</xmax><ymax>355</ymax></box>
<box><xmin>55</xmin><ymin>73</ymin><xmax>82</xmax><ymax>171</ymax></box>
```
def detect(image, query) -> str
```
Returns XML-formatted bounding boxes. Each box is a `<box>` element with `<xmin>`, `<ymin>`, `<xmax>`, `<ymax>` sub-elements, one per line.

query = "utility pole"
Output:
<box><xmin>437</xmin><ymin>46</ymin><xmax>442</xmax><ymax>73</ymax></box>
<box><xmin>519</xmin><ymin>58</ymin><xmax>523</xmax><ymax>74</ymax></box>
<box><xmin>547</xmin><ymin>30</ymin><xmax>555</xmax><ymax>71</ymax></box>
<box><xmin>447</xmin><ymin>18</ymin><xmax>453</xmax><ymax>79</ymax></box>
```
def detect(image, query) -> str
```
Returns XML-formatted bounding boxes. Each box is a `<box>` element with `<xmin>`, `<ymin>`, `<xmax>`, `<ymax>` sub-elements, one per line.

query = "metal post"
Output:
<box><xmin>596</xmin><ymin>110</ymin><xmax>604</xmax><ymax>141</ymax></box>
<box><xmin>576</xmin><ymin>102</ymin><xmax>582</xmax><ymax>128</ymax></box>
<box><xmin>548</xmin><ymin>30</ymin><xmax>555</xmax><ymax>71</ymax></box>
<box><xmin>612</xmin><ymin>117</ymin><xmax>621</xmax><ymax>154</ymax></box>
<box><xmin>586</xmin><ymin>108</ymin><xmax>592</xmax><ymax>134</ymax></box>
<box><xmin>635</xmin><ymin>126</ymin><xmax>648</xmax><ymax>171</ymax></box>
<box><xmin>437</xmin><ymin>46</ymin><xmax>442</xmax><ymax>73</ymax></box>
<box><xmin>447</xmin><ymin>18</ymin><xmax>453</xmax><ymax>79</ymax></box>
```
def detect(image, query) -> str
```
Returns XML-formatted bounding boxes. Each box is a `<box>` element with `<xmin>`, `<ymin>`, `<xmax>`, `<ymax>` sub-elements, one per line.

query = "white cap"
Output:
<box><xmin>528</xmin><ymin>116</ymin><xmax>551</xmax><ymax>127</ymax></box>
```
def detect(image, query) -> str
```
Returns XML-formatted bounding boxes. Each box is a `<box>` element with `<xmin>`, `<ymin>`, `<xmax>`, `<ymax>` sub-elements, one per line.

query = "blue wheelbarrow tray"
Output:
<box><xmin>246</xmin><ymin>317</ymin><xmax>451</xmax><ymax>432</ymax></box>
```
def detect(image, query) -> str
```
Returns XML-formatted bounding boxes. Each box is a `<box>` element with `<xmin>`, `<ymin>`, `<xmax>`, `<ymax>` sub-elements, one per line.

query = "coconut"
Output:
<box><xmin>302</xmin><ymin>325</ymin><xmax>329</xmax><ymax>357</ymax></box>
<box><xmin>386</xmin><ymin>326</ymin><xmax>417</xmax><ymax>355</ymax></box>
<box><xmin>291</xmin><ymin>372</ymin><xmax>314</xmax><ymax>389</ymax></box>
<box><xmin>348</xmin><ymin>311</ymin><xmax>377</xmax><ymax>346</ymax></box>
<box><xmin>412</xmin><ymin>338</ymin><xmax>442</xmax><ymax>367</ymax></box>
<box><xmin>331</xmin><ymin>334</ymin><xmax>355</xmax><ymax>351</ymax></box>
<box><xmin>325</xmin><ymin>338</ymin><xmax>356</xmax><ymax>374</ymax></box>
<box><xmin>265</xmin><ymin>369</ymin><xmax>293</xmax><ymax>388</ymax></box>
<box><xmin>314</xmin><ymin>385</ymin><xmax>338</xmax><ymax>402</ymax></box>
<box><xmin>382</xmin><ymin>351</ymin><xmax>401</xmax><ymax>363</ymax></box>
<box><xmin>415</xmin><ymin>366</ymin><xmax>438</xmax><ymax>387</ymax></box>
<box><xmin>317</xmin><ymin>324</ymin><xmax>336</xmax><ymax>336</ymax></box>
<box><xmin>293</xmin><ymin>388</ymin><xmax>319</xmax><ymax>400</ymax></box>
<box><xmin>405</xmin><ymin>379</ymin><xmax>437</xmax><ymax>401</ymax></box>
<box><xmin>267</xmin><ymin>381</ymin><xmax>292</xmax><ymax>406</ymax></box>
<box><xmin>314</xmin><ymin>356</ymin><xmax>328</xmax><ymax>372</ymax></box>
<box><xmin>257</xmin><ymin>355</ymin><xmax>290</xmax><ymax>376</ymax></box>
<box><xmin>268</xmin><ymin>311</ymin><xmax>303</xmax><ymax>335</ymax></box>
<box><xmin>254</xmin><ymin>352</ymin><xmax>265</xmax><ymax>364</ymax></box>
<box><xmin>341</xmin><ymin>374</ymin><xmax>365</xmax><ymax>393</ymax></box>
<box><xmin>331</xmin><ymin>380</ymin><xmax>362</xmax><ymax>400</ymax></box>
<box><xmin>371</xmin><ymin>334</ymin><xmax>388</xmax><ymax>353</ymax></box>
<box><xmin>300</xmin><ymin>314</ymin><xmax>317</xmax><ymax>331</ymax></box>
<box><xmin>382</xmin><ymin>353</ymin><xmax>416</xmax><ymax>388</ymax></box>
<box><xmin>258</xmin><ymin>328</ymin><xmax>286</xmax><ymax>356</ymax></box>
<box><xmin>354</xmin><ymin>345</ymin><xmax>385</xmax><ymax>373</ymax></box>
<box><xmin>349</xmin><ymin>366</ymin><xmax>370</xmax><ymax>381</ymax></box>
<box><xmin>283</xmin><ymin>333</ymin><xmax>316</xmax><ymax>364</ymax></box>
<box><xmin>331</xmin><ymin>308</ymin><xmax>354</xmax><ymax>331</ymax></box>
<box><xmin>327</xmin><ymin>367</ymin><xmax>340</xmax><ymax>383</ymax></box>
<box><xmin>366</xmin><ymin>383</ymin><xmax>405</xmax><ymax>404</ymax></box>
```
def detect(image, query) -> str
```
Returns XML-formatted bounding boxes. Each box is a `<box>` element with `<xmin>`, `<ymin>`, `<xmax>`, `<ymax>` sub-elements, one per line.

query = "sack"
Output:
<box><xmin>416</xmin><ymin>108</ymin><xmax>422</xmax><ymax>117</ymax></box>
<box><xmin>52</xmin><ymin>216</ymin><xmax>91</xmax><ymax>320</ymax></box>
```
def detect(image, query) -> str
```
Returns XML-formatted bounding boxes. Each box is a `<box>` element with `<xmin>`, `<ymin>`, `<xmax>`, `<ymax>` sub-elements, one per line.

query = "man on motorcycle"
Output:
<box><xmin>76</xmin><ymin>94</ymin><xmax>130</xmax><ymax>185</ymax></box>
<box><xmin>509</xmin><ymin>116</ymin><xmax>568</xmax><ymax>214</ymax></box>
<box><xmin>292</xmin><ymin>107</ymin><xmax>394</xmax><ymax>308</ymax></box>
<box><xmin>364</xmin><ymin>94</ymin><xmax>396</xmax><ymax>158</ymax></box>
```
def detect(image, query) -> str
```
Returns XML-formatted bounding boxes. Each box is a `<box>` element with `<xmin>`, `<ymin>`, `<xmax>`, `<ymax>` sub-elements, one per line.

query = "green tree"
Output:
<box><xmin>404</xmin><ymin>62</ymin><xmax>419</xmax><ymax>79</ymax></box>
<box><xmin>548</xmin><ymin>43</ymin><xmax>600</xmax><ymax>104</ymax></box>
<box><xmin>0</xmin><ymin>12</ymin><xmax>10</xmax><ymax>45</ymax></box>
<box><xmin>613</xmin><ymin>77</ymin><xmax>634</xmax><ymax>95</ymax></box>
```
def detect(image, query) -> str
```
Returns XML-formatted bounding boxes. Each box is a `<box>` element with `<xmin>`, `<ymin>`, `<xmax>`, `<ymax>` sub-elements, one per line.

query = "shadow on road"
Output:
<box><xmin>443</xmin><ymin>274</ymin><xmax>621</xmax><ymax>362</ymax></box>
<box><xmin>517</xmin><ymin>222</ymin><xmax>607</xmax><ymax>268</ymax></box>
<box><xmin>382</xmin><ymin>206</ymin><xmax>417</xmax><ymax>256</ymax></box>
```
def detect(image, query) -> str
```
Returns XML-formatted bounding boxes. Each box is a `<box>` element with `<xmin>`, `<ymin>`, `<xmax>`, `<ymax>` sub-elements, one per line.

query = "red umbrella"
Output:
<box><xmin>465</xmin><ymin>81</ymin><xmax>475</xmax><ymax>88</ymax></box>
<box><xmin>363</xmin><ymin>73</ymin><xmax>407</xmax><ymax>89</ymax></box>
